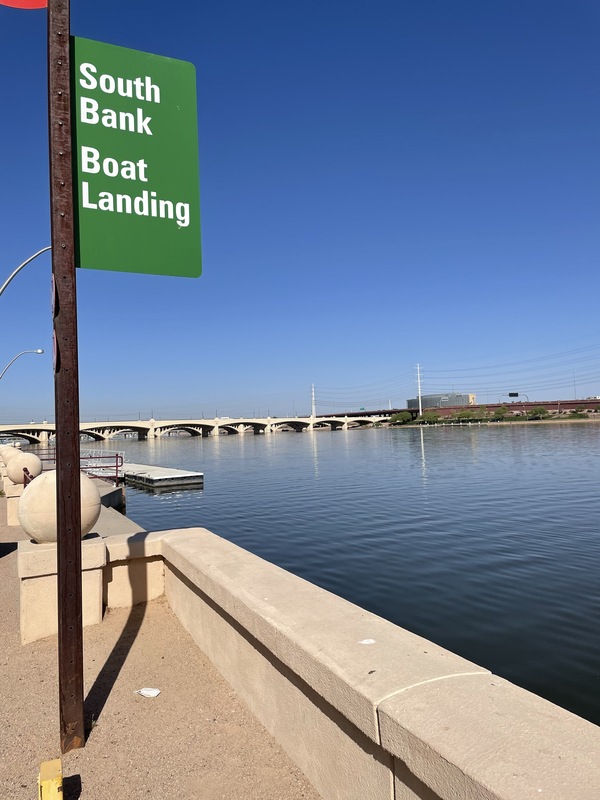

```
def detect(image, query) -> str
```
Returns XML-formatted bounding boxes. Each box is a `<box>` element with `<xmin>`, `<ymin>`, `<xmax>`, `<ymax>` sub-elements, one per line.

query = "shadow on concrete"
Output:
<box><xmin>168</xmin><ymin>563</ymin><xmax>392</xmax><ymax>770</ymax></box>
<box><xmin>63</xmin><ymin>774</ymin><xmax>82</xmax><ymax>799</ymax></box>
<box><xmin>0</xmin><ymin>542</ymin><xmax>17</xmax><ymax>558</ymax></box>
<box><xmin>84</xmin><ymin>538</ymin><xmax>147</xmax><ymax>733</ymax></box>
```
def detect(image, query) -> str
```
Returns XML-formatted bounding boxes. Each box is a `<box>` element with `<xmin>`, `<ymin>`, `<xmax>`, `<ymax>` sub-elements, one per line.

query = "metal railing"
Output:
<box><xmin>32</xmin><ymin>447</ymin><xmax>124</xmax><ymax>485</ymax></box>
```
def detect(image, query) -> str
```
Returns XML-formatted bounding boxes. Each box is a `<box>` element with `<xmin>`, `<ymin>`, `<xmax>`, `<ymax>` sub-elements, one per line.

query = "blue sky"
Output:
<box><xmin>1</xmin><ymin>0</ymin><xmax>600</xmax><ymax>421</ymax></box>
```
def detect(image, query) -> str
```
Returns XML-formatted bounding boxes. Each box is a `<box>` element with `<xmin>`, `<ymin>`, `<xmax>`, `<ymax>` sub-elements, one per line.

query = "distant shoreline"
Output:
<box><xmin>399</xmin><ymin>417</ymin><xmax>600</xmax><ymax>428</ymax></box>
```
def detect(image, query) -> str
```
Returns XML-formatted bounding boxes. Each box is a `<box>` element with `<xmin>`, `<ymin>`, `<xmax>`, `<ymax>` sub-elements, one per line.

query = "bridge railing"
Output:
<box><xmin>32</xmin><ymin>447</ymin><xmax>124</xmax><ymax>485</ymax></box>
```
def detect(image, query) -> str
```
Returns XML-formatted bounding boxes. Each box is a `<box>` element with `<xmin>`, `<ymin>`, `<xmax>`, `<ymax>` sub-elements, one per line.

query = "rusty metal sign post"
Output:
<box><xmin>48</xmin><ymin>0</ymin><xmax>85</xmax><ymax>753</ymax></box>
<box><xmin>45</xmin><ymin>0</ymin><xmax>201</xmax><ymax>754</ymax></box>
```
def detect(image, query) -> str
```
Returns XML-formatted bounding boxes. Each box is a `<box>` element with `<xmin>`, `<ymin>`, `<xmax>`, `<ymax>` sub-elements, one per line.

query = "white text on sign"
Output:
<box><xmin>77</xmin><ymin>62</ymin><xmax>191</xmax><ymax>229</ymax></box>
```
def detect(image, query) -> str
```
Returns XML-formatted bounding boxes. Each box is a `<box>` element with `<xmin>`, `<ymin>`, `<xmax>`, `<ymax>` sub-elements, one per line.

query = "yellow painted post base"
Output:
<box><xmin>38</xmin><ymin>759</ymin><xmax>62</xmax><ymax>799</ymax></box>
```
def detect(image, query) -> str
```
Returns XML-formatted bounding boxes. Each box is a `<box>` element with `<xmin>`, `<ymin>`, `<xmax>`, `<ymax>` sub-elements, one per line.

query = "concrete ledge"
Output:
<box><xmin>379</xmin><ymin>674</ymin><xmax>600</xmax><ymax>800</ymax></box>
<box><xmin>157</xmin><ymin>527</ymin><xmax>600</xmax><ymax>800</ymax></box>
<box><xmin>17</xmin><ymin>532</ymin><xmax>106</xmax><ymax>578</ymax></box>
<box><xmin>93</xmin><ymin>479</ymin><xmax>126</xmax><ymax>511</ymax></box>
<box><xmin>101</xmin><ymin>531</ymin><xmax>169</xmax><ymax>609</ymax></box>
<box><xmin>3</xmin><ymin>481</ymin><xmax>23</xmax><ymax>499</ymax></box>
<box><xmin>104</xmin><ymin>556</ymin><xmax>164</xmax><ymax>608</ymax></box>
<box><xmin>93</xmin><ymin>505</ymin><xmax>145</xmax><ymax>538</ymax></box>
<box><xmin>165</xmin><ymin>561</ymin><xmax>395</xmax><ymax>800</ymax></box>
<box><xmin>5</xmin><ymin>481</ymin><xmax>23</xmax><ymax>526</ymax></box>
<box><xmin>161</xmin><ymin>528</ymin><xmax>488</xmax><ymax>743</ymax></box>
<box><xmin>103</xmin><ymin>530</ymin><xmax>165</xmax><ymax>562</ymax></box>
<box><xmin>17</xmin><ymin>533</ymin><xmax>107</xmax><ymax>645</ymax></box>
<box><xmin>16</xmin><ymin>520</ymin><xmax>600</xmax><ymax>798</ymax></box>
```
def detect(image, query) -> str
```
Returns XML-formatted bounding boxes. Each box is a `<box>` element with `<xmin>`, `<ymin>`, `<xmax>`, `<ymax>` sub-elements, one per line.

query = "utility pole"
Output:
<box><xmin>311</xmin><ymin>384</ymin><xmax>316</xmax><ymax>418</ymax></box>
<box><xmin>49</xmin><ymin>0</ymin><xmax>85</xmax><ymax>753</ymax></box>
<box><xmin>416</xmin><ymin>364</ymin><xmax>423</xmax><ymax>416</ymax></box>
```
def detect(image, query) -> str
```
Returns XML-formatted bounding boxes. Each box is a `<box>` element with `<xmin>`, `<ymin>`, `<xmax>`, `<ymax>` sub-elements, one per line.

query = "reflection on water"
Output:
<box><xmin>83</xmin><ymin>425</ymin><xmax>600</xmax><ymax>725</ymax></box>
<box><xmin>310</xmin><ymin>430</ymin><xmax>320</xmax><ymax>480</ymax></box>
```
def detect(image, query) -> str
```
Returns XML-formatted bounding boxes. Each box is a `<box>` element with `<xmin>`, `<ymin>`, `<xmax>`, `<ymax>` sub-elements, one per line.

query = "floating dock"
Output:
<box><xmin>123</xmin><ymin>463</ymin><xmax>204</xmax><ymax>490</ymax></box>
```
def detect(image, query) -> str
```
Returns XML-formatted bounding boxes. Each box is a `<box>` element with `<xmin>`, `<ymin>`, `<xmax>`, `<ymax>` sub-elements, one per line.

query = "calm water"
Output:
<box><xmin>93</xmin><ymin>424</ymin><xmax>600</xmax><ymax>725</ymax></box>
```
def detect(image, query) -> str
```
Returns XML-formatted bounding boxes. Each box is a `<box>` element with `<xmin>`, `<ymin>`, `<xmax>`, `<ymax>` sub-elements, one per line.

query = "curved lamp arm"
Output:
<box><xmin>0</xmin><ymin>349</ymin><xmax>44</xmax><ymax>381</ymax></box>
<box><xmin>0</xmin><ymin>246</ymin><xmax>51</xmax><ymax>299</ymax></box>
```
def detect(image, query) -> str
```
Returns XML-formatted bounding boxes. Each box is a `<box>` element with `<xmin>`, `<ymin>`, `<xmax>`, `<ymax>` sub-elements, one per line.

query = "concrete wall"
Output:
<box><xmin>17</xmin><ymin>522</ymin><xmax>600</xmax><ymax>799</ymax></box>
<box><xmin>101</xmin><ymin>528</ymin><xmax>600</xmax><ymax>800</ymax></box>
<box><xmin>102</xmin><ymin>530</ymin><xmax>164</xmax><ymax>608</ymax></box>
<box><xmin>18</xmin><ymin>533</ymin><xmax>106</xmax><ymax>645</ymax></box>
<box><xmin>14</xmin><ymin>479</ymin><xmax>142</xmax><ymax>643</ymax></box>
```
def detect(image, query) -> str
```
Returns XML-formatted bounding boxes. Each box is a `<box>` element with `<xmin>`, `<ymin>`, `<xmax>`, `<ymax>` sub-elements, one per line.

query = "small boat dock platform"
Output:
<box><xmin>123</xmin><ymin>463</ymin><xmax>204</xmax><ymax>490</ymax></box>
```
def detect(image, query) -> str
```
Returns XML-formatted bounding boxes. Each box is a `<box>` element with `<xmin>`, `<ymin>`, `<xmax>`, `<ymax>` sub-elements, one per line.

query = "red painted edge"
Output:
<box><xmin>0</xmin><ymin>0</ymin><xmax>48</xmax><ymax>8</ymax></box>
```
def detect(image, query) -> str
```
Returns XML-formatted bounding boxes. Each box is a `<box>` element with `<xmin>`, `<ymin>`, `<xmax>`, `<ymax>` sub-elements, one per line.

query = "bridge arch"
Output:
<box><xmin>154</xmin><ymin>423</ymin><xmax>215</xmax><ymax>438</ymax></box>
<box><xmin>0</xmin><ymin>431</ymin><xmax>42</xmax><ymax>444</ymax></box>
<box><xmin>78</xmin><ymin>429</ymin><xmax>108</xmax><ymax>441</ymax></box>
<box><xmin>270</xmin><ymin>419</ymin><xmax>311</xmax><ymax>433</ymax></box>
<box><xmin>214</xmin><ymin>420</ymin><xmax>272</xmax><ymax>435</ymax></box>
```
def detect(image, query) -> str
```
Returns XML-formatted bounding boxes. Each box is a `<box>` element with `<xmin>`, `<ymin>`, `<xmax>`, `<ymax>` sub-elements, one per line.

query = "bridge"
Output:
<box><xmin>3</xmin><ymin>398</ymin><xmax>597</xmax><ymax>444</ymax></box>
<box><xmin>0</xmin><ymin>415</ymin><xmax>390</xmax><ymax>444</ymax></box>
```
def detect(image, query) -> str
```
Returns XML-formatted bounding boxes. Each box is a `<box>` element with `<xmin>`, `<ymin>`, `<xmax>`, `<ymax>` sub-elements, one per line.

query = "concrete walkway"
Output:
<box><xmin>0</xmin><ymin>496</ymin><xmax>321</xmax><ymax>799</ymax></box>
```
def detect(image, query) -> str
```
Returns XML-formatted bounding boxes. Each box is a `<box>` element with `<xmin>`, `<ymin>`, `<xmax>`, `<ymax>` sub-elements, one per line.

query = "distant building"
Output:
<box><xmin>407</xmin><ymin>393</ymin><xmax>476</xmax><ymax>410</ymax></box>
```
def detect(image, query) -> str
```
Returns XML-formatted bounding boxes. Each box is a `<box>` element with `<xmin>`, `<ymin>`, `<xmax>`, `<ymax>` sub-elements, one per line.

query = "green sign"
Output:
<box><xmin>71</xmin><ymin>37</ymin><xmax>201</xmax><ymax>277</ymax></box>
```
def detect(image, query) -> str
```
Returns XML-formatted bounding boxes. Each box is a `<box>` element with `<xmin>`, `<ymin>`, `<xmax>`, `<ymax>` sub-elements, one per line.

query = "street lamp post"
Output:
<box><xmin>506</xmin><ymin>392</ymin><xmax>529</xmax><ymax>417</ymax></box>
<box><xmin>0</xmin><ymin>246</ymin><xmax>51</xmax><ymax>299</ymax></box>
<box><xmin>0</xmin><ymin>349</ymin><xmax>44</xmax><ymax>381</ymax></box>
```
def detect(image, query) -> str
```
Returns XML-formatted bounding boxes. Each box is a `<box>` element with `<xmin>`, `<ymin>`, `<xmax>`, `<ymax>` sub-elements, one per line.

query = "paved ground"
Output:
<box><xmin>0</xmin><ymin>495</ymin><xmax>321</xmax><ymax>799</ymax></box>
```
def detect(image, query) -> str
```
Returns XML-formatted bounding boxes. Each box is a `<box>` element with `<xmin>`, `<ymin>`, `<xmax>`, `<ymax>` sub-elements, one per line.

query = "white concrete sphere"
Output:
<box><xmin>1</xmin><ymin>441</ymin><xmax>21</xmax><ymax>452</ymax></box>
<box><xmin>18</xmin><ymin>470</ymin><xmax>102</xmax><ymax>543</ymax></box>
<box><xmin>1</xmin><ymin>446</ymin><xmax>20</xmax><ymax>463</ymax></box>
<box><xmin>6</xmin><ymin>452</ymin><xmax>43</xmax><ymax>484</ymax></box>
